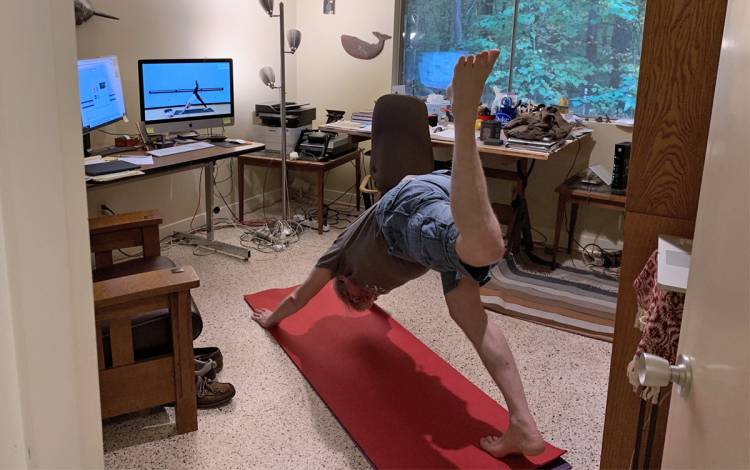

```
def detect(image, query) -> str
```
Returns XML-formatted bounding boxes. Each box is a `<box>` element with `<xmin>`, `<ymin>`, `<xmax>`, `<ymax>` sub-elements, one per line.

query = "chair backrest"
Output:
<box><xmin>370</xmin><ymin>94</ymin><xmax>434</xmax><ymax>194</ymax></box>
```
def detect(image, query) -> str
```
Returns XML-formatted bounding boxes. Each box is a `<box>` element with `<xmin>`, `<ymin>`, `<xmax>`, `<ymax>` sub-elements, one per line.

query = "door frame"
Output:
<box><xmin>600</xmin><ymin>1</ymin><xmax>728</xmax><ymax>468</ymax></box>
<box><xmin>0</xmin><ymin>1</ymin><xmax>104</xmax><ymax>468</ymax></box>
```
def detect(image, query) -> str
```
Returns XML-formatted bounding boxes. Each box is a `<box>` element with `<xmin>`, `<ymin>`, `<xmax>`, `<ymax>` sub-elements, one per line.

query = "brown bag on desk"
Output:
<box><xmin>504</xmin><ymin>106</ymin><xmax>572</xmax><ymax>141</ymax></box>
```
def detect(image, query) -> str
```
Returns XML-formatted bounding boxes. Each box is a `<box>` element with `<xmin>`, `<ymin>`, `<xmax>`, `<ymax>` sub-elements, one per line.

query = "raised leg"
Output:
<box><xmin>449</xmin><ymin>50</ymin><xmax>505</xmax><ymax>267</ymax></box>
<box><xmin>445</xmin><ymin>277</ymin><xmax>544</xmax><ymax>457</ymax></box>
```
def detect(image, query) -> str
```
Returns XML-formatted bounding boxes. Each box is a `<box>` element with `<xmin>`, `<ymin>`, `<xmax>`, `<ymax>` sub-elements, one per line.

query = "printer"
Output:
<box><xmin>255</xmin><ymin>102</ymin><xmax>316</xmax><ymax>127</ymax></box>
<box><xmin>295</xmin><ymin>129</ymin><xmax>358</xmax><ymax>161</ymax></box>
<box><xmin>253</xmin><ymin>102</ymin><xmax>317</xmax><ymax>153</ymax></box>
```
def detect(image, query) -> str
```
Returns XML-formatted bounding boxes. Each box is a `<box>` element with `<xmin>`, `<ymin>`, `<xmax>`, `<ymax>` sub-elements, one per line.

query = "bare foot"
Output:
<box><xmin>449</xmin><ymin>49</ymin><xmax>500</xmax><ymax>121</ymax></box>
<box><xmin>479</xmin><ymin>417</ymin><xmax>545</xmax><ymax>458</ymax></box>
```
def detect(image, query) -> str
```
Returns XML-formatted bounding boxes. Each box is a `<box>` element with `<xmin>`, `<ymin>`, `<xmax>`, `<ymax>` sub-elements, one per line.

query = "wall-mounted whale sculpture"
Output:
<box><xmin>340</xmin><ymin>32</ymin><xmax>392</xmax><ymax>60</ymax></box>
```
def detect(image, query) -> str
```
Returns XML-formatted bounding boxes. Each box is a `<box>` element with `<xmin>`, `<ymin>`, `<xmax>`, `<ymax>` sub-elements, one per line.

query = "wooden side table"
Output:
<box><xmin>552</xmin><ymin>175</ymin><xmax>627</xmax><ymax>267</ymax></box>
<box><xmin>238</xmin><ymin>149</ymin><xmax>362</xmax><ymax>234</ymax></box>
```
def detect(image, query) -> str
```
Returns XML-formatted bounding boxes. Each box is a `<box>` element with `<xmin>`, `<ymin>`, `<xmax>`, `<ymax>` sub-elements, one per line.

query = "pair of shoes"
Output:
<box><xmin>194</xmin><ymin>355</ymin><xmax>235</xmax><ymax>409</ymax></box>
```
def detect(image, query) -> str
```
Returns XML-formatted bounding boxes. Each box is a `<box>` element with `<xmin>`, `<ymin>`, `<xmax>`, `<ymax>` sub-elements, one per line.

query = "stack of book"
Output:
<box><xmin>506</xmin><ymin>137</ymin><xmax>564</xmax><ymax>153</ymax></box>
<box><xmin>351</xmin><ymin>111</ymin><xmax>373</xmax><ymax>127</ymax></box>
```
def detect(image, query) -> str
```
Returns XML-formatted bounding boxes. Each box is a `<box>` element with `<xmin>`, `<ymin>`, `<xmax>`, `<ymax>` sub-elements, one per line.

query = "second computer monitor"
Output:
<box><xmin>138</xmin><ymin>58</ymin><xmax>234</xmax><ymax>135</ymax></box>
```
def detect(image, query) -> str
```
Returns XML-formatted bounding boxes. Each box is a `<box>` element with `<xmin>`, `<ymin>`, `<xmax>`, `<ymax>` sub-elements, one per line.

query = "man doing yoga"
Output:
<box><xmin>252</xmin><ymin>50</ymin><xmax>544</xmax><ymax>458</ymax></box>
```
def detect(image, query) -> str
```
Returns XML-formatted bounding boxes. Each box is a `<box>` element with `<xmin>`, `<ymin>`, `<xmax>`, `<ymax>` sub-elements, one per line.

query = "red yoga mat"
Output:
<box><xmin>245</xmin><ymin>283</ymin><xmax>567</xmax><ymax>469</ymax></box>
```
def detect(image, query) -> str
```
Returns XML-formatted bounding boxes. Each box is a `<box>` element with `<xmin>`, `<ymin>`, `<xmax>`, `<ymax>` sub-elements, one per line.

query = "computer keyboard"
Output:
<box><xmin>147</xmin><ymin>141</ymin><xmax>214</xmax><ymax>157</ymax></box>
<box><xmin>90</xmin><ymin>145</ymin><xmax>140</xmax><ymax>157</ymax></box>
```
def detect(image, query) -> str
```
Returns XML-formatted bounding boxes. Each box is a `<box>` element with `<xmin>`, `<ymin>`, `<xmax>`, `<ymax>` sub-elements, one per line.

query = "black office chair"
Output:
<box><xmin>360</xmin><ymin>94</ymin><xmax>435</xmax><ymax>207</ymax></box>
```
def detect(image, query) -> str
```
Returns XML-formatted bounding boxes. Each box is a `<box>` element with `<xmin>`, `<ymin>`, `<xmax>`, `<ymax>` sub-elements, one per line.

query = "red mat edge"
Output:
<box><xmin>244</xmin><ymin>286</ymin><xmax>569</xmax><ymax>469</ymax></box>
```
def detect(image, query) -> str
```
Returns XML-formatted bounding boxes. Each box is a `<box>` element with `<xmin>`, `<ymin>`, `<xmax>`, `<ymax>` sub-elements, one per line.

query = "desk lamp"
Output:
<box><xmin>258</xmin><ymin>0</ymin><xmax>302</xmax><ymax>240</ymax></box>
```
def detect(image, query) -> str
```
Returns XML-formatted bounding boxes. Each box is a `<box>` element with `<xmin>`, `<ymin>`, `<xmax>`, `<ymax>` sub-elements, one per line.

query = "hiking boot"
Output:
<box><xmin>196</xmin><ymin>375</ymin><xmax>236</xmax><ymax>409</ymax></box>
<box><xmin>194</xmin><ymin>346</ymin><xmax>223</xmax><ymax>374</ymax></box>
<box><xmin>194</xmin><ymin>357</ymin><xmax>218</xmax><ymax>380</ymax></box>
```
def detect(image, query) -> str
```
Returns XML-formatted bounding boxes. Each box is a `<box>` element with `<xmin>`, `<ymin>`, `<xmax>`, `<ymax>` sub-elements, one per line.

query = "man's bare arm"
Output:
<box><xmin>251</xmin><ymin>267</ymin><xmax>332</xmax><ymax>328</ymax></box>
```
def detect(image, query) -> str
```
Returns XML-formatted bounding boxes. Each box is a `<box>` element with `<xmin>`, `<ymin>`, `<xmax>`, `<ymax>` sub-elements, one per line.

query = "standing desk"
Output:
<box><xmin>86</xmin><ymin>142</ymin><xmax>265</xmax><ymax>261</ymax></box>
<box><xmin>320</xmin><ymin>123</ymin><xmax>591</xmax><ymax>259</ymax></box>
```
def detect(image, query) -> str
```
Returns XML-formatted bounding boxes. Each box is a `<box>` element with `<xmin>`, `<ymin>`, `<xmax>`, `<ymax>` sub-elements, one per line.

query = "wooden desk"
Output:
<box><xmin>552</xmin><ymin>175</ymin><xmax>627</xmax><ymax>267</ymax></box>
<box><xmin>87</xmin><ymin>141</ymin><xmax>266</xmax><ymax>260</ymax></box>
<box><xmin>321</xmin><ymin>124</ymin><xmax>591</xmax><ymax>261</ymax></box>
<box><xmin>237</xmin><ymin>149</ymin><xmax>362</xmax><ymax>234</ymax></box>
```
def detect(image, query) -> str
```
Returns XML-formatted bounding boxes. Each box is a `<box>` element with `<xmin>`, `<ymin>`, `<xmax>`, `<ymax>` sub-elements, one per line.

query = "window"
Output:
<box><xmin>400</xmin><ymin>0</ymin><xmax>646</xmax><ymax>119</ymax></box>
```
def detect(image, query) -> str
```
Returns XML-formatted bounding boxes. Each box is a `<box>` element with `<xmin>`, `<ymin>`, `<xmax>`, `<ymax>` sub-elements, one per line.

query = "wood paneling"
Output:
<box><xmin>93</xmin><ymin>266</ymin><xmax>199</xmax><ymax>309</ymax></box>
<box><xmin>99</xmin><ymin>356</ymin><xmax>175</xmax><ymax>419</ymax></box>
<box><xmin>601</xmin><ymin>212</ymin><xmax>695</xmax><ymax>468</ymax></box>
<box><xmin>601</xmin><ymin>1</ymin><xmax>727</xmax><ymax>467</ymax></box>
<box><xmin>89</xmin><ymin>209</ymin><xmax>162</xmax><ymax>234</ymax></box>
<box><xmin>626</xmin><ymin>0</ymin><xmax>727</xmax><ymax>220</ymax></box>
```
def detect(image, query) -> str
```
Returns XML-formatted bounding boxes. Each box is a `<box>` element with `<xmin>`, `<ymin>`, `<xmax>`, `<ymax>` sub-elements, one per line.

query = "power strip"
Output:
<box><xmin>301</xmin><ymin>218</ymin><xmax>330</xmax><ymax>232</ymax></box>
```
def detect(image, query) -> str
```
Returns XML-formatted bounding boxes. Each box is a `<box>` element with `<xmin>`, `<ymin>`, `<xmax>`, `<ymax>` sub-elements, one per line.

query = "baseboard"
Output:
<box><xmin>158</xmin><ymin>188</ymin><xmax>282</xmax><ymax>239</ymax></box>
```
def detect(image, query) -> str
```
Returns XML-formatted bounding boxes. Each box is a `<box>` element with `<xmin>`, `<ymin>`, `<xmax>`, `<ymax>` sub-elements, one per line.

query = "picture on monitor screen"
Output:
<box><xmin>78</xmin><ymin>56</ymin><xmax>126</xmax><ymax>133</ymax></box>
<box><xmin>139</xmin><ymin>59</ymin><xmax>233</xmax><ymax>124</ymax></box>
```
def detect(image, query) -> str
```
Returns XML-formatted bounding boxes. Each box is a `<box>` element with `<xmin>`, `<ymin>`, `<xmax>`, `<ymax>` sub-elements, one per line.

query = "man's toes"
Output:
<box><xmin>466</xmin><ymin>55</ymin><xmax>476</xmax><ymax>66</ymax></box>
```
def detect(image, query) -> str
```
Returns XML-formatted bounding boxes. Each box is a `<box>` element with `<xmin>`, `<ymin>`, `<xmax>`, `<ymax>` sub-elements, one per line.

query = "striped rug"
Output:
<box><xmin>480</xmin><ymin>255</ymin><xmax>618</xmax><ymax>341</ymax></box>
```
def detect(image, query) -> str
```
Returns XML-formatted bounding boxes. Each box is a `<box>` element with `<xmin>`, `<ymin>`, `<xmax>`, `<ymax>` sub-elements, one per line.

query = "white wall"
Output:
<box><xmin>1</xmin><ymin>1</ymin><xmax>104</xmax><ymax>468</ymax></box>
<box><xmin>78</xmin><ymin>0</ymin><xmax>296</xmax><ymax>227</ymax></box>
<box><xmin>295</xmin><ymin>1</ymin><xmax>630</xmax><ymax>249</ymax></box>
<box><xmin>293</xmin><ymin>0</ymin><xmax>397</xmax><ymax>200</ymax></box>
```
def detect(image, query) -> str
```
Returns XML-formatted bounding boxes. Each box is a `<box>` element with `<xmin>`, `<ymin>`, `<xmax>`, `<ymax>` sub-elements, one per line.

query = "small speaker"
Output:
<box><xmin>611</xmin><ymin>141</ymin><xmax>631</xmax><ymax>191</ymax></box>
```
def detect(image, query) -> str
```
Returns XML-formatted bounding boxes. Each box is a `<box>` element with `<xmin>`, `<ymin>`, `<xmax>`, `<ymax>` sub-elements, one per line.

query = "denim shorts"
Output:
<box><xmin>375</xmin><ymin>170</ymin><xmax>492</xmax><ymax>293</ymax></box>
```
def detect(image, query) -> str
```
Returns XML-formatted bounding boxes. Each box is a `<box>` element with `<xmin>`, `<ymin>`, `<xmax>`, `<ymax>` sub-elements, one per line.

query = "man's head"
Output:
<box><xmin>333</xmin><ymin>276</ymin><xmax>378</xmax><ymax>311</ymax></box>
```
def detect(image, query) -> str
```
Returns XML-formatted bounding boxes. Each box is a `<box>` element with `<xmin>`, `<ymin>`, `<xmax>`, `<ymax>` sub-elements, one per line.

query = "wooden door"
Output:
<box><xmin>600</xmin><ymin>1</ymin><xmax>728</xmax><ymax>467</ymax></box>
<box><xmin>661</xmin><ymin>0</ymin><xmax>749</xmax><ymax>466</ymax></box>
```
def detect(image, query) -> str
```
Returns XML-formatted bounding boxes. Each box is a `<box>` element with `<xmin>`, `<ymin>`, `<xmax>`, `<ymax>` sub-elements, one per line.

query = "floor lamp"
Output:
<box><xmin>258</xmin><ymin>0</ymin><xmax>301</xmax><ymax>240</ymax></box>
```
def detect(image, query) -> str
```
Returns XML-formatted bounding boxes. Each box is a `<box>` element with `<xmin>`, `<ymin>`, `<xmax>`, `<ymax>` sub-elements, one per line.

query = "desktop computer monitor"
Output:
<box><xmin>138</xmin><ymin>58</ymin><xmax>234</xmax><ymax>135</ymax></box>
<box><xmin>78</xmin><ymin>56</ymin><xmax>127</xmax><ymax>134</ymax></box>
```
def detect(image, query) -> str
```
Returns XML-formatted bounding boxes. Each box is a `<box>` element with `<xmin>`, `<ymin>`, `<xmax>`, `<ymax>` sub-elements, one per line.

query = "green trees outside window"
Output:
<box><xmin>401</xmin><ymin>0</ymin><xmax>645</xmax><ymax>119</ymax></box>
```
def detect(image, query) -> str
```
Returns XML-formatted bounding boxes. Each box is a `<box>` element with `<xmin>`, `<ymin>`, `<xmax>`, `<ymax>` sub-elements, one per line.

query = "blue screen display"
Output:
<box><xmin>417</xmin><ymin>51</ymin><xmax>466</xmax><ymax>90</ymax></box>
<box><xmin>78</xmin><ymin>56</ymin><xmax>126</xmax><ymax>132</ymax></box>
<box><xmin>140</xmin><ymin>60</ymin><xmax>232</xmax><ymax>123</ymax></box>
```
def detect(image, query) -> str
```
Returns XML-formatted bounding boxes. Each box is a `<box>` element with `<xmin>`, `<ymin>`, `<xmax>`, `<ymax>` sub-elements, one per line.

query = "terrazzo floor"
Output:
<box><xmin>103</xmin><ymin>211</ymin><xmax>612</xmax><ymax>470</ymax></box>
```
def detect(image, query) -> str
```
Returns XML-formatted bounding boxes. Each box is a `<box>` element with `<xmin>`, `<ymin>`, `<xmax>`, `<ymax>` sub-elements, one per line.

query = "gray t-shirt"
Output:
<box><xmin>316</xmin><ymin>206</ymin><xmax>428</xmax><ymax>294</ymax></box>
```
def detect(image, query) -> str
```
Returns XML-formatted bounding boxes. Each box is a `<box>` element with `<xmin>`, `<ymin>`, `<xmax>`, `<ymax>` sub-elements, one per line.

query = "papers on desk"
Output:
<box><xmin>84</xmin><ymin>155</ymin><xmax>154</xmax><ymax>166</ymax></box>
<box><xmin>84</xmin><ymin>155</ymin><xmax>106</xmax><ymax>165</ymax></box>
<box><xmin>431</xmin><ymin>126</ymin><xmax>456</xmax><ymax>141</ymax></box>
<box><xmin>118</xmin><ymin>155</ymin><xmax>154</xmax><ymax>165</ymax></box>
<box><xmin>326</xmin><ymin>120</ymin><xmax>371</xmax><ymax>131</ymax></box>
<box><xmin>90</xmin><ymin>170</ymin><xmax>145</xmax><ymax>183</ymax></box>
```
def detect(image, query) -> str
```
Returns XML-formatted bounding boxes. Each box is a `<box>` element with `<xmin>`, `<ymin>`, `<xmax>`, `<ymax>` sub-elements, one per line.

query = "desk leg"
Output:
<box><xmin>317</xmin><ymin>170</ymin><xmax>325</xmax><ymax>235</ymax></box>
<box><xmin>205</xmin><ymin>161</ymin><xmax>214</xmax><ymax>242</ymax></box>
<box><xmin>552</xmin><ymin>195</ymin><xmax>566</xmax><ymax>268</ymax></box>
<box><xmin>238</xmin><ymin>158</ymin><xmax>245</xmax><ymax>224</ymax></box>
<box><xmin>355</xmin><ymin>151</ymin><xmax>361</xmax><ymax>211</ymax></box>
<box><xmin>568</xmin><ymin>203</ymin><xmax>579</xmax><ymax>254</ymax></box>
<box><xmin>172</xmin><ymin>161</ymin><xmax>251</xmax><ymax>260</ymax></box>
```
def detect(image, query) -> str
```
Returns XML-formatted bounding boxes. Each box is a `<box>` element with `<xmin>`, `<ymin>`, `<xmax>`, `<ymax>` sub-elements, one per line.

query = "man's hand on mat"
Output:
<box><xmin>251</xmin><ymin>307</ymin><xmax>278</xmax><ymax>328</ymax></box>
<box><xmin>450</xmin><ymin>50</ymin><xmax>500</xmax><ymax>122</ymax></box>
<box><xmin>479</xmin><ymin>416</ymin><xmax>545</xmax><ymax>458</ymax></box>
